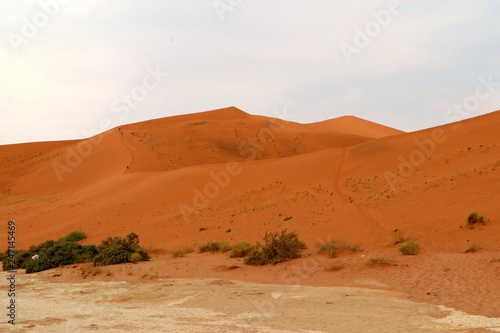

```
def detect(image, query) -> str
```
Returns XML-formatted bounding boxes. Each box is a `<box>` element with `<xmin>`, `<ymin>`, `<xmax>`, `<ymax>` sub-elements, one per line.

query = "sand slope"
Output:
<box><xmin>1</xmin><ymin>107</ymin><xmax>499</xmax><ymax>320</ymax></box>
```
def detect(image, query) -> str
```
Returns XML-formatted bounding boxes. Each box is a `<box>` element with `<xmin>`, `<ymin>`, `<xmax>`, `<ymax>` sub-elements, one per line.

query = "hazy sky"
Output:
<box><xmin>1</xmin><ymin>0</ymin><xmax>499</xmax><ymax>144</ymax></box>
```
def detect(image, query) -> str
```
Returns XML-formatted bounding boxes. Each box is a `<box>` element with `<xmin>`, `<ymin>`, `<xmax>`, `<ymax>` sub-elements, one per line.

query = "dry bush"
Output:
<box><xmin>230</xmin><ymin>241</ymin><xmax>255</xmax><ymax>258</ymax></box>
<box><xmin>465</xmin><ymin>243</ymin><xmax>485</xmax><ymax>253</ymax></box>
<box><xmin>466</xmin><ymin>212</ymin><xmax>486</xmax><ymax>228</ymax></box>
<box><xmin>315</xmin><ymin>240</ymin><xmax>360</xmax><ymax>258</ymax></box>
<box><xmin>244</xmin><ymin>229</ymin><xmax>306</xmax><ymax>265</ymax></box>
<box><xmin>398</xmin><ymin>241</ymin><xmax>420</xmax><ymax>255</ymax></box>
<box><xmin>324</xmin><ymin>260</ymin><xmax>345</xmax><ymax>271</ymax></box>
<box><xmin>171</xmin><ymin>248</ymin><xmax>194</xmax><ymax>258</ymax></box>
<box><xmin>79</xmin><ymin>262</ymin><xmax>102</xmax><ymax>278</ymax></box>
<box><xmin>220</xmin><ymin>241</ymin><xmax>232</xmax><ymax>253</ymax></box>
<box><xmin>144</xmin><ymin>246</ymin><xmax>169</xmax><ymax>255</ymax></box>
<box><xmin>365</xmin><ymin>254</ymin><xmax>394</xmax><ymax>266</ymax></box>
<box><xmin>392</xmin><ymin>229</ymin><xmax>411</xmax><ymax>245</ymax></box>
<box><xmin>199</xmin><ymin>241</ymin><xmax>221</xmax><ymax>252</ymax></box>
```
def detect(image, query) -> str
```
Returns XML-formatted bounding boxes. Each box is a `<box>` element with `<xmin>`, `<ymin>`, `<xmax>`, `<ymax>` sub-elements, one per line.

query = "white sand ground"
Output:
<box><xmin>1</xmin><ymin>271</ymin><xmax>499</xmax><ymax>333</ymax></box>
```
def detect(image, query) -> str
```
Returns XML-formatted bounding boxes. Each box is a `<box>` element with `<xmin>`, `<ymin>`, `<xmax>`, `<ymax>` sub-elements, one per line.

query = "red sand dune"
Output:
<box><xmin>1</xmin><ymin>107</ymin><xmax>498</xmax><ymax>251</ymax></box>
<box><xmin>1</xmin><ymin>107</ymin><xmax>500</xmax><ymax>317</ymax></box>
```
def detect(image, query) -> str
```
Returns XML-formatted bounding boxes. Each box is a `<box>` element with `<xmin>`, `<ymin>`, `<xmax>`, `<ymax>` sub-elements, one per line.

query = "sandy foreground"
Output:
<box><xmin>1</xmin><ymin>268</ymin><xmax>500</xmax><ymax>333</ymax></box>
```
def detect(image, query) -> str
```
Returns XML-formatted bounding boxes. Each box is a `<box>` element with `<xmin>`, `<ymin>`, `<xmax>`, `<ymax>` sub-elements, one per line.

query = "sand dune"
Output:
<box><xmin>1</xmin><ymin>107</ymin><xmax>499</xmax><ymax>320</ymax></box>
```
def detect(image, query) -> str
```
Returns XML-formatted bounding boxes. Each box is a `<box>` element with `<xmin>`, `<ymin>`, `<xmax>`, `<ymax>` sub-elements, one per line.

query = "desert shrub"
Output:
<box><xmin>144</xmin><ymin>246</ymin><xmax>168</xmax><ymax>255</ymax></box>
<box><xmin>466</xmin><ymin>212</ymin><xmax>486</xmax><ymax>228</ymax></box>
<box><xmin>171</xmin><ymin>248</ymin><xmax>194</xmax><ymax>258</ymax></box>
<box><xmin>244</xmin><ymin>229</ymin><xmax>306</xmax><ymax>265</ymax></box>
<box><xmin>398</xmin><ymin>241</ymin><xmax>420</xmax><ymax>255</ymax></box>
<box><xmin>315</xmin><ymin>240</ymin><xmax>361</xmax><ymax>258</ymax></box>
<box><xmin>465</xmin><ymin>243</ymin><xmax>484</xmax><ymax>253</ymax></box>
<box><xmin>3</xmin><ymin>232</ymin><xmax>148</xmax><ymax>273</ymax></box>
<box><xmin>325</xmin><ymin>260</ymin><xmax>345</xmax><ymax>271</ymax></box>
<box><xmin>93</xmin><ymin>233</ymin><xmax>150</xmax><ymax>266</ymax></box>
<box><xmin>24</xmin><ymin>242</ymin><xmax>98</xmax><ymax>273</ymax></box>
<box><xmin>198</xmin><ymin>241</ymin><xmax>221</xmax><ymax>252</ymax></box>
<box><xmin>220</xmin><ymin>241</ymin><xmax>232</xmax><ymax>252</ymax></box>
<box><xmin>130</xmin><ymin>253</ymin><xmax>142</xmax><ymax>263</ymax></box>
<box><xmin>79</xmin><ymin>262</ymin><xmax>102</xmax><ymax>278</ymax></box>
<box><xmin>365</xmin><ymin>254</ymin><xmax>394</xmax><ymax>265</ymax></box>
<box><xmin>392</xmin><ymin>229</ymin><xmax>410</xmax><ymax>245</ymax></box>
<box><xmin>284</xmin><ymin>216</ymin><xmax>293</xmax><ymax>221</ymax></box>
<box><xmin>57</xmin><ymin>231</ymin><xmax>87</xmax><ymax>243</ymax></box>
<box><xmin>230</xmin><ymin>241</ymin><xmax>255</xmax><ymax>258</ymax></box>
<box><xmin>0</xmin><ymin>251</ymin><xmax>7</xmax><ymax>262</ymax></box>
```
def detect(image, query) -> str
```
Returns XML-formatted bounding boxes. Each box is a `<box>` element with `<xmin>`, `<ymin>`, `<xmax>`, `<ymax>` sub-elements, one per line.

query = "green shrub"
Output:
<box><xmin>24</xmin><ymin>242</ymin><xmax>98</xmax><ymax>273</ymax></box>
<box><xmin>283</xmin><ymin>216</ymin><xmax>293</xmax><ymax>221</ymax></box>
<box><xmin>3</xmin><ymin>232</ymin><xmax>149</xmax><ymax>272</ymax></box>
<box><xmin>130</xmin><ymin>253</ymin><xmax>142</xmax><ymax>263</ymax></box>
<box><xmin>3</xmin><ymin>239</ymin><xmax>98</xmax><ymax>273</ymax></box>
<box><xmin>226</xmin><ymin>228</ymin><xmax>232</xmax><ymax>233</ymax></box>
<box><xmin>466</xmin><ymin>212</ymin><xmax>486</xmax><ymax>227</ymax></box>
<box><xmin>57</xmin><ymin>231</ymin><xmax>87</xmax><ymax>243</ymax></box>
<box><xmin>93</xmin><ymin>233</ymin><xmax>150</xmax><ymax>266</ymax></box>
<box><xmin>244</xmin><ymin>229</ymin><xmax>306</xmax><ymax>265</ymax></box>
<box><xmin>398</xmin><ymin>241</ymin><xmax>420</xmax><ymax>255</ymax></box>
<box><xmin>230</xmin><ymin>241</ymin><xmax>255</xmax><ymax>258</ymax></box>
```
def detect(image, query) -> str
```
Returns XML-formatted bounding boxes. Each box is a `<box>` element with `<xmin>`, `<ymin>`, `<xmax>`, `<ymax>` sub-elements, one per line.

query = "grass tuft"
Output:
<box><xmin>315</xmin><ymin>240</ymin><xmax>361</xmax><ymax>258</ymax></box>
<box><xmin>398</xmin><ymin>241</ymin><xmax>420</xmax><ymax>255</ymax></box>
<box><xmin>365</xmin><ymin>254</ymin><xmax>394</xmax><ymax>266</ymax></box>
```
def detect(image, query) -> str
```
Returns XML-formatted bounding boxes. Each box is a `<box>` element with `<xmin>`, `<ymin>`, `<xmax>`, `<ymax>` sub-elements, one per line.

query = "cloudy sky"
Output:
<box><xmin>1</xmin><ymin>0</ymin><xmax>499</xmax><ymax>144</ymax></box>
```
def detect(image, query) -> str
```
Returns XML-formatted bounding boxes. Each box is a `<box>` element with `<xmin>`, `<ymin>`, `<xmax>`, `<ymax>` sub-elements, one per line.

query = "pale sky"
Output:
<box><xmin>1</xmin><ymin>0</ymin><xmax>499</xmax><ymax>144</ymax></box>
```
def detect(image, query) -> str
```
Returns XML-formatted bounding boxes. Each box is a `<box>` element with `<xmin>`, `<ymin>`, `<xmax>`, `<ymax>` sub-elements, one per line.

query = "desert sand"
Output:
<box><xmin>1</xmin><ymin>107</ymin><xmax>499</xmax><ymax>331</ymax></box>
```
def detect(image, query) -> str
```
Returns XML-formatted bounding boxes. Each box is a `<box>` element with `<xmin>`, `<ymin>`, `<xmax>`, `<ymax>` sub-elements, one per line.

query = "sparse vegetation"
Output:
<box><xmin>398</xmin><ymin>241</ymin><xmax>420</xmax><ymax>255</ymax></box>
<box><xmin>144</xmin><ymin>246</ymin><xmax>168</xmax><ymax>255</ymax></box>
<box><xmin>466</xmin><ymin>212</ymin><xmax>486</xmax><ymax>228</ymax></box>
<box><xmin>57</xmin><ymin>231</ymin><xmax>87</xmax><ymax>243</ymax></box>
<box><xmin>315</xmin><ymin>240</ymin><xmax>361</xmax><ymax>258</ymax></box>
<box><xmin>283</xmin><ymin>216</ymin><xmax>293</xmax><ymax>221</ymax></box>
<box><xmin>93</xmin><ymin>233</ymin><xmax>150</xmax><ymax>267</ymax></box>
<box><xmin>198</xmin><ymin>241</ymin><xmax>221</xmax><ymax>252</ymax></box>
<box><xmin>199</xmin><ymin>227</ymin><xmax>207</xmax><ymax>231</ymax></box>
<box><xmin>324</xmin><ymin>260</ymin><xmax>345</xmax><ymax>271</ymax></box>
<box><xmin>226</xmin><ymin>228</ymin><xmax>232</xmax><ymax>233</ymax></box>
<box><xmin>3</xmin><ymin>232</ymin><xmax>100</xmax><ymax>273</ymax></box>
<box><xmin>171</xmin><ymin>248</ymin><xmax>194</xmax><ymax>258</ymax></box>
<box><xmin>244</xmin><ymin>229</ymin><xmax>306</xmax><ymax>265</ymax></box>
<box><xmin>365</xmin><ymin>254</ymin><xmax>394</xmax><ymax>266</ymax></box>
<box><xmin>392</xmin><ymin>229</ymin><xmax>411</xmax><ymax>245</ymax></box>
<box><xmin>79</xmin><ymin>262</ymin><xmax>101</xmax><ymax>278</ymax></box>
<box><xmin>220</xmin><ymin>241</ymin><xmax>232</xmax><ymax>252</ymax></box>
<box><xmin>465</xmin><ymin>243</ymin><xmax>484</xmax><ymax>253</ymax></box>
<box><xmin>230</xmin><ymin>241</ymin><xmax>255</xmax><ymax>258</ymax></box>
